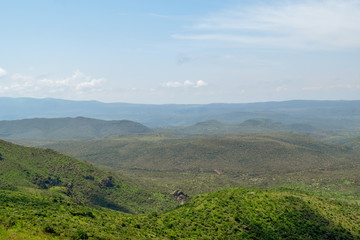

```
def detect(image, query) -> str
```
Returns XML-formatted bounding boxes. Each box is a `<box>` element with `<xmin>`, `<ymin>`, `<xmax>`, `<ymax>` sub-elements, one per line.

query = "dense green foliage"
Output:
<box><xmin>43</xmin><ymin>133</ymin><xmax>358</xmax><ymax>175</ymax></box>
<box><xmin>0</xmin><ymin>187</ymin><xmax>359</xmax><ymax>239</ymax></box>
<box><xmin>116</xmin><ymin>164</ymin><xmax>360</xmax><ymax>204</ymax></box>
<box><xmin>0</xmin><ymin>140</ymin><xmax>174</xmax><ymax>214</ymax></box>
<box><xmin>149</xmin><ymin>188</ymin><xmax>360</xmax><ymax>239</ymax></box>
<box><xmin>41</xmin><ymin>133</ymin><xmax>360</xmax><ymax>203</ymax></box>
<box><xmin>0</xmin><ymin>134</ymin><xmax>359</xmax><ymax>239</ymax></box>
<box><xmin>0</xmin><ymin>117</ymin><xmax>151</xmax><ymax>140</ymax></box>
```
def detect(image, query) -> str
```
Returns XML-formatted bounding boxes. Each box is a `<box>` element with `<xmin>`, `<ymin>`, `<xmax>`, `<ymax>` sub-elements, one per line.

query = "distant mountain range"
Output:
<box><xmin>1</xmin><ymin>97</ymin><xmax>360</xmax><ymax>129</ymax></box>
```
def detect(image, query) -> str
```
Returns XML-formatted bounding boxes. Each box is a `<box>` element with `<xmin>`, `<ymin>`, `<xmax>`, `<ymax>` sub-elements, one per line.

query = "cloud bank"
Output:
<box><xmin>173</xmin><ymin>0</ymin><xmax>360</xmax><ymax>49</ymax></box>
<box><xmin>0</xmin><ymin>70</ymin><xmax>105</xmax><ymax>98</ymax></box>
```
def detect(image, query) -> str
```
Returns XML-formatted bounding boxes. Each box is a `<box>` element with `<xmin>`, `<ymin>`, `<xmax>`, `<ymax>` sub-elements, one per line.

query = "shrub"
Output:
<box><xmin>44</xmin><ymin>225</ymin><xmax>57</xmax><ymax>234</ymax></box>
<box><xmin>74</xmin><ymin>230</ymin><xmax>89</xmax><ymax>240</ymax></box>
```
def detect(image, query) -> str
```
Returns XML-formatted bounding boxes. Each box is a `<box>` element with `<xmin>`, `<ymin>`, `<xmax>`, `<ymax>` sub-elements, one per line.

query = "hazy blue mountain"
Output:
<box><xmin>158</xmin><ymin>118</ymin><xmax>318</xmax><ymax>136</ymax></box>
<box><xmin>1</xmin><ymin>97</ymin><xmax>359</xmax><ymax>129</ymax></box>
<box><xmin>0</xmin><ymin>117</ymin><xmax>151</xmax><ymax>140</ymax></box>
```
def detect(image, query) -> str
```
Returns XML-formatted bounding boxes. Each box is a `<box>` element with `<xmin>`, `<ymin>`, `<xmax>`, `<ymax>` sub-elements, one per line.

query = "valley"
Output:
<box><xmin>0</xmin><ymin>99</ymin><xmax>359</xmax><ymax>239</ymax></box>
<box><xmin>38</xmin><ymin>133</ymin><xmax>359</xmax><ymax>205</ymax></box>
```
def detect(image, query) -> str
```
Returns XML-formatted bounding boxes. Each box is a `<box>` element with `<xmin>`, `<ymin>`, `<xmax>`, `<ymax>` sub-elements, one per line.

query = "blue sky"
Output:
<box><xmin>0</xmin><ymin>0</ymin><xmax>359</xmax><ymax>104</ymax></box>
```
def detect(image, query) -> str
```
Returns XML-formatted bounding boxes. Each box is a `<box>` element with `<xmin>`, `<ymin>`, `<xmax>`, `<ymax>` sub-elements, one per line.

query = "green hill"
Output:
<box><xmin>42</xmin><ymin>133</ymin><xmax>360</xmax><ymax>200</ymax></box>
<box><xmin>0</xmin><ymin>117</ymin><xmax>151</xmax><ymax>140</ymax></box>
<box><xmin>44</xmin><ymin>133</ymin><xmax>358</xmax><ymax>175</ymax></box>
<box><xmin>0</xmin><ymin>139</ymin><xmax>174</xmax><ymax>214</ymax></box>
<box><xmin>0</xmin><ymin>187</ymin><xmax>358</xmax><ymax>239</ymax></box>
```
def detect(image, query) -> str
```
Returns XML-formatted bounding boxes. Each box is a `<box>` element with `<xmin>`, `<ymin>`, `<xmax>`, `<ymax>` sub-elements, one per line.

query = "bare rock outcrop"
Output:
<box><xmin>171</xmin><ymin>190</ymin><xmax>190</xmax><ymax>205</ymax></box>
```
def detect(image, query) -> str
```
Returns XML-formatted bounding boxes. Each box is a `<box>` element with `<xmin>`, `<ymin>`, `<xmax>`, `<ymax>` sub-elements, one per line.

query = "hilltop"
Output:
<box><xmin>0</xmin><ymin>117</ymin><xmax>151</xmax><ymax>140</ymax></box>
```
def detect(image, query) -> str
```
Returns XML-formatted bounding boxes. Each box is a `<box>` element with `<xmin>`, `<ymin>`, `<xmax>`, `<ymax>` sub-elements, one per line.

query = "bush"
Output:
<box><xmin>74</xmin><ymin>230</ymin><xmax>89</xmax><ymax>240</ymax></box>
<box><xmin>44</xmin><ymin>225</ymin><xmax>57</xmax><ymax>234</ymax></box>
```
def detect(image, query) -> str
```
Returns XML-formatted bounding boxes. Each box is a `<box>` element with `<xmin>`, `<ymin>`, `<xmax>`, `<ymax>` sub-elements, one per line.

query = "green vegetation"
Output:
<box><xmin>0</xmin><ymin>187</ymin><xmax>359</xmax><ymax>239</ymax></box>
<box><xmin>43</xmin><ymin>132</ymin><xmax>358</xmax><ymax>176</ymax></box>
<box><xmin>40</xmin><ymin>132</ymin><xmax>360</xmax><ymax>203</ymax></box>
<box><xmin>116</xmin><ymin>165</ymin><xmax>360</xmax><ymax>203</ymax></box>
<box><xmin>0</xmin><ymin>140</ymin><xmax>175</xmax><ymax>214</ymax></box>
<box><xmin>1</xmin><ymin>109</ymin><xmax>359</xmax><ymax>239</ymax></box>
<box><xmin>0</xmin><ymin>132</ymin><xmax>359</xmax><ymax>239</ymax></box>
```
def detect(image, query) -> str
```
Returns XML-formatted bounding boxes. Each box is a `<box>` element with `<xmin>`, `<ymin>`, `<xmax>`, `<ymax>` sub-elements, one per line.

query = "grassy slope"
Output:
<box><xmin>43</xmin><ymin>132</ymin><xmax>358</xmax><ymax>175</ymax></box>
<box><xmin>0</xmin><ymin>140</ymin><xmax>175</xmax><ymax>214</ymax></box>
<box><xmin>116</xmin><ymin>164</ymin><xmax>360</xmax><ymax>202</ymax></box>
<box><xmin>41</xmin><ymin>133</ymin><xmax>360</xmax><ymax>201</ymax></box>
<box><xmin>0</xmin><ymin>187</ymin><xmax>358</xmax><ymax>239</ymax></box>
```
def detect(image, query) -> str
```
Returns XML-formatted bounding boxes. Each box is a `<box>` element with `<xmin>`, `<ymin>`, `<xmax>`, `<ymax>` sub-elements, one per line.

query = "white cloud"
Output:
<box><xmin>75</xmin><ymin>78</ymin><xmax>104</xmax><ymax>90</ymax></box>
<box><xmin>163</xmin><ymin>80</ymin><xmax>208</xmax><ymax>88</ymax></box>
<box><xmin>174</xmin><ymin>0</ymin><xmax>360</xmax><ymax>49</ymax></box>
<box><xmin>0</xmin><ymin>68</ymin><xmax>7</xmax><ymax>77</ymax></box>
<box><xmin>38</xmin><ymin>70</ymin><xmax>105</xmax><ymax>92</ymax></box>
<box><xmin>194</xmin><ymin>80</ymin><xmax>208</xmax><ymax>88</ymax></box>
<box><xmin>184</xmin><ymin>80</ymin><xmax>194</xmax><ymax>87</ymax></box>
<box><xmin>0</xmin><ymin>70</ymin><xmax>106</xmax><ymax>97</ymax></box>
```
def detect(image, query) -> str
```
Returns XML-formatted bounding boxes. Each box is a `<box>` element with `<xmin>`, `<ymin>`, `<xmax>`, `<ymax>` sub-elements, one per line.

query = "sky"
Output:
<box><xmin>0</xmin><ymin>0</ymin><xmax>360</xmax><ymax>104</ymax></box>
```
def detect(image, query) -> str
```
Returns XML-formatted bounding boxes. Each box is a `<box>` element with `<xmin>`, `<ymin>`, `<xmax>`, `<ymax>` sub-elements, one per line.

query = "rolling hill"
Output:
<box><xmin>0</xmin><ymin>117</ymin><xmax>151</xmax><ymax>140</ymax></box>
<box><xmin>44</xmin><ymin>133</ymin><xmax>358</xmax><ymax>175</ymax></box>
<box><xmin>0</xmin><ymin>186</ymin><xmax>358</xmax><ymax>239</ymax></box>
<box><xmin>0</xmin><ymin>139</ymin><xmax>174</xmax><ymax>214</ymax></box>
<box><xmin>41</xmin><ymin>132</ymin><xmax>360</xmax><ymax>200</ymax></box>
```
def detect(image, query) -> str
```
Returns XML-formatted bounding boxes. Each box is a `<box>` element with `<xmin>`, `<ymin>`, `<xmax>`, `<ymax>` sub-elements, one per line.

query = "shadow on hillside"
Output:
<box><xmin>240</xmin><ymin>195</ymin><xmax>356</xmax><ymax>239</ymax></box>
<box><xmin>89</xmin><ymin>194</ymin><xmax>131</xmax><ymax>213</ymax></box>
